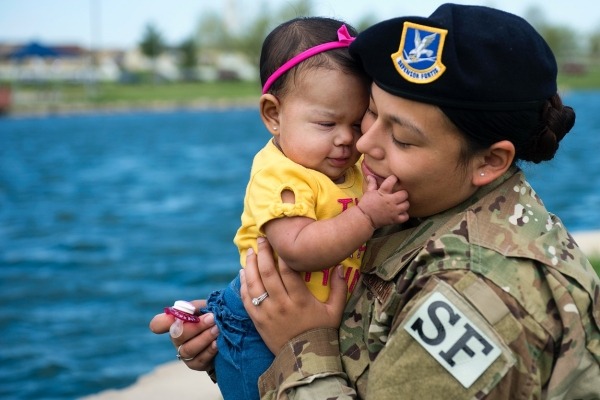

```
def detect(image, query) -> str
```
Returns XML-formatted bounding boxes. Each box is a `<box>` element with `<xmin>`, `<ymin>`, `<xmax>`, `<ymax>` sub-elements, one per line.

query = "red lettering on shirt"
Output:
<box><xmin>322</xmin><ymin>268</ymin><xmax>330</xmax><ymax>286</ymax></box>
<box><xmin>304</xmin><ymin>272</ymin><xmax>311</xmax><ymax>282</ymax></box>
<box><xmin>348</xmin><ymin>268</ymin><xmax>361</xmax><ymax>293</ymax></box>
<box><xmin>337</xmin><ymin>197</ymin><xmax>360</xmax><ymax>211</ymax></box>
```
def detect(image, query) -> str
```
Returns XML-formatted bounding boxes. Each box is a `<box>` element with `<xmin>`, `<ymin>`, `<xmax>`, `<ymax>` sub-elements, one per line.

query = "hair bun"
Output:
<box><xmin>521</xmin><ymin>97</ymin><xmax>575</xmax><ymax>163</ymax></box>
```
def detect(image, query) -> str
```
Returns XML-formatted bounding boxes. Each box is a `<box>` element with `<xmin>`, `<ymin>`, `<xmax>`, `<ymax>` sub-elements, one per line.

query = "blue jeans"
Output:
<box><xmin>202</xmin><ymin>273</ymin><xmax>274</xmax><ymax>400</ymax></box>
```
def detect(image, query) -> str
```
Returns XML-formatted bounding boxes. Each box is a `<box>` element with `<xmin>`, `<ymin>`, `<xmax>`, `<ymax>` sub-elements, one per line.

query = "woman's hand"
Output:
<box><xmin>149</xmin><ymin>300</ymin><xmax>219</xmax><ymax>371</ymax></box>
<box><xmin>240</xmin><ymin>237</ymin><xmax>348</xmax><ymax>354</ymax></box>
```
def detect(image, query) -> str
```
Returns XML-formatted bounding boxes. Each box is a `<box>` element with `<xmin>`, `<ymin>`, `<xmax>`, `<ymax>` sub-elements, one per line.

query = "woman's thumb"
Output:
<box><xmin>327</xmin><ymin>265</ymin><xmax>349</xmax><ymax>320</ymax></box>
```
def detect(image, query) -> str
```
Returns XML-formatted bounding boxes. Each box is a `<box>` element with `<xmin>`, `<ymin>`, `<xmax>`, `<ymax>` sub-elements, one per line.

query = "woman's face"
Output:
<box><xmin>357</xmin><ymin>84</ymin><xmax>480</xmax><ymax>218</ymax></box>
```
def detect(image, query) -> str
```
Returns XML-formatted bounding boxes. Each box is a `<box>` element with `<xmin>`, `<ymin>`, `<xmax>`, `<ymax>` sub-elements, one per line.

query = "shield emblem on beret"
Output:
<box><xmin>391</xmin><ymin>22</ymin><xmax>447</xmax><ymax>84</ymax></box>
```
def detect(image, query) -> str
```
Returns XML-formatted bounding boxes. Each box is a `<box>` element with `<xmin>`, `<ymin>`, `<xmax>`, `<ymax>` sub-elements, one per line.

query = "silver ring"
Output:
<box><xmin>176</xmin><ymin>344</ymin><xmax>195</xmax><ymax>362</ymax></box>
<box><xmin>251</xmin><ymin>291</ymin><xmax>269</xmax><ymax>306</ymax></box>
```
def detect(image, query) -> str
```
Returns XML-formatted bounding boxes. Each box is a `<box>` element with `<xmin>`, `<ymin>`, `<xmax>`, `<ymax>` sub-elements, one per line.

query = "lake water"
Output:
<box><xmin>1</xmin><ymin>91</ymin><xmax>599</xmax><ymax>399</ymax></box>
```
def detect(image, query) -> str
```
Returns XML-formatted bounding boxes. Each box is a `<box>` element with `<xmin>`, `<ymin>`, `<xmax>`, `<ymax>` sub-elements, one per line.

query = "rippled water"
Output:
<box><xmin>0</xmin><ymin>91</ymin><xmax>598</xmax><ymax>399</ymax></box>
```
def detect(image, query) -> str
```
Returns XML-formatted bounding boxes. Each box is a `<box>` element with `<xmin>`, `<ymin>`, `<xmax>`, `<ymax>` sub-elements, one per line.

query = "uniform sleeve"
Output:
<box><xmin>364</xmin><ymin>272</ymin><xmax>523</xmax><ymax>399</ymax></box>
<box><xmin>248</xmin><ymin>164</ymin><xmax>319</xmax><ymax>233</ymax></box>
<box><xmin>257</xmin><ymin>268</ymin><xmax>597</xmax><ymax>399</ymax></box>
<box><xmin>258</xmin><ymin>328</ymin><xmax>357</xmax><ymax>400</ymax></box>
<box><xmin>363</xmin><ymin>268</ymin><xmax>586</xmax><ymax>399</ymax></box>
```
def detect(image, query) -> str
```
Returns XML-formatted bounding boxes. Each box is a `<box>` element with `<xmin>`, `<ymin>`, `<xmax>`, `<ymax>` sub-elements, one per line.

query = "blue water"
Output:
<box><xmin>0</xmin><ymin>92</ymin><xmax>599</xmax><ymax>399</ymax></box>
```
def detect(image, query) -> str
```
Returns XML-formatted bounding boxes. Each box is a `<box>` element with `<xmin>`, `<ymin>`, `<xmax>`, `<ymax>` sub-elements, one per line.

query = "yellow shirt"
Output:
<box><xmin>234</xmin><ymin>140</ymin><xmax>364</xmax><ymax>301</ymax></box>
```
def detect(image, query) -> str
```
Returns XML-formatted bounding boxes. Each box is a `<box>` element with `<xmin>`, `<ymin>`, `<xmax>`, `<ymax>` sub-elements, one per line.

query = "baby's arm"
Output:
<box><xmin>264</xmin><ymin>175</ymin><xmax>409</xmax><ymax>272</ymax></box>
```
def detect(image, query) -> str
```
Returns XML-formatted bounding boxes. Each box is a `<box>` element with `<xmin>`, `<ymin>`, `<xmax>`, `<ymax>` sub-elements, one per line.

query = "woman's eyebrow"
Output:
<box><xmin>389</xmin><ymin>114</ymin><xmax>425</xmax><ymax>138</ymax></box>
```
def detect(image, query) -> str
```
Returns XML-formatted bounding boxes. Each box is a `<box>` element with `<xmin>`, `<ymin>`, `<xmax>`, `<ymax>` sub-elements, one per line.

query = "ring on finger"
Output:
<box><xmin>176</xmin><ymin>344</ymin><xmax>195</xmax><ymax>362</ymax></box>
<box><xmin>251</xmin><ymin>291</ymin><xmax>269</xmax><ymax>306</ymax></box>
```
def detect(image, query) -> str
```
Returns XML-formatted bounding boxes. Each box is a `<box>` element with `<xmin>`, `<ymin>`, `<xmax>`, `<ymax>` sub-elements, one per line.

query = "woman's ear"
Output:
<box><xmin>260</xmin><ymin>94</ymin><xmax>281</xmax><ymax>136</ymax></box>
<box><xmin>473</xmin><ymin>140</ymin><xmax>516</xmax><ymax>186</ymax></box>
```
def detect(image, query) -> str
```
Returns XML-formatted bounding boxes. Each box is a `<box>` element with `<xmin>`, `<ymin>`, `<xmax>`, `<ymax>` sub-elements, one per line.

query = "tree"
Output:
<box><xmin>356</xmin><ymin>13</ymin><xmax>379</xmax><ymax>33</ymax></box>
<box><xmin>232</xmin><ymin>0</ymin><xmax>314</xmax><ymax>65</ymax></box>
<box><xmin>233</xmin><ymin>12</ymin><xmax>272</xmax><ymax>65</ymax></box>
<box><xmin>523</xmin><ymin>6</ymin><xmax>581</xmax><ymax>63</ymax></box>
<box><xmin>196</xmin><ymin>12</ymin><xmax>232</xmax><ymax>52</ymax></box>
<box><xmin>589</xmin><ymin>31</ymin><xmax>600</xmax><ymax>63</ymax></box>
<box><xmin>139</xmin><ymin>23</ymin><xmax>166</xmax><ymax>83</ymax></box>
<box><xmin>179</xmin><ymin>37</ymin><xmax>198</xmax><ymax>81</ymax></box>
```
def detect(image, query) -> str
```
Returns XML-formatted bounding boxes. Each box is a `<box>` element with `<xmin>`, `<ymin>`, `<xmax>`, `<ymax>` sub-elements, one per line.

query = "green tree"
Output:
<box><xmin>356</xmin><ymin>14</ymin><xmax>379</xmax><ymax>32</ymax></box>
<box><xmin>179</xmin><ymin>37</ymin><xmax>198</xmax><ymax>81</ymax></box>
<box><xmin>196</xmin><ymin>12</ymin><xmax>232</xmax><ymax>52</ymax></box>
<box><xmin>539</xmin><ymin>25</ymin><xmax>580</xmax><ymax>61</ymax></box>
<box><xmin>233</xmin><ymin>12</ymin><xmax>272</xmax><ymax>65</ymax></box>
<box><xmin>139</xmin><ymin>23</ymin><xmax>166</xmax><ymax>83</ymax></box>
<box><xmin>589</xmin><ymin>31</ymin><xmax>600</xmax><ymax>63</ymax></box>
<box><xmin>523</xmin><ymin>6</ymin><xmax>581</xmax><ymax>62</ymax></box>
<box><xmin>232</xmin><ymin>0</ymin><xmax>314</xmax><ymax>65</ymax></box>
<box><xmin>277</xmin><ymin>0</ymin><xmax>312</xmax><ymax>19</ymax></box>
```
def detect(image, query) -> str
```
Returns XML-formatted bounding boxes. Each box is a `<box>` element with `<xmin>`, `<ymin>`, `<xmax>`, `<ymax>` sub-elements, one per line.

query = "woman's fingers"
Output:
<box><xmin>240</xmin><ymin>245</ymin><xmax>268</xmax><ymax>304</ymax></box>
<box><xmin>175</xmin><ymin>313</ymin><xmax>219</xmax><ymax>370</ymax></box>
<box><xmin>241</xmin><ymin>237</ymin><xmax>348</xmax><ymax>354</ymax></box>
<box><xmin>148</xmin><ymin>302</ymin><xmax>219</xmax><ymax>372</ymax></box>
<box><xmin>148</xmin><ymin>299</ymin><xmax>208</xmax><ymax>334</ymax></box>
<box><xmin>327</xmin><ymin>265</ymin><xmax>349</xmax><ymax>325</ymax></box>
<box><xmin>190</xmin><ymin>299</ymin><xmax>207</xmax><ymax>314</ymax></box>
<box><xmin>255</xmin><ymin>237</ymin><xmax>290</xmax><ymax>300</ymax></box>
<box><xmin>275</xmin><ymin>251</ymin><xmax>314</xmax><ymax>301</ymax></box>
<box><xmin>149</xmin><ymin>312</ymin><xmax>175</xmax><ymax>334</ymax></box>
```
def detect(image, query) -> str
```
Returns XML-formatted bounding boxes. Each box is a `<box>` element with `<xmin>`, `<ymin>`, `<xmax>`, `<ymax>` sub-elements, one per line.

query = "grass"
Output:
<box><xmin>5</xmin><ymin>80</ymin><xmax>262</xmax><ymax>115</ymax></box>
<box><xmin>557</xmin><ymin>65</ymin><xmax>600</xmax><ymax>91</ymax></box>
<box><xmin>4</xmin><ymin>64</ymin><xmax>600</xmax><ymax>115</ymax></box>
<box><xmin>89</xmin><ymin>81</ymin><xmax>261</xmax><ymax>104</ymax></box>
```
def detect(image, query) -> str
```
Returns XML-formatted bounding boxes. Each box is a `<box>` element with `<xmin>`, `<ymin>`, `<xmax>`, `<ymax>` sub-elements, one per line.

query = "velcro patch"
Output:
<box><xmin>403</xmin><ymin>290</ymin><xmax>502</xmax><ymax>388</ymax></box>
<box><xmin>391</xmin><ymin>22</ymin><xmax>447</xmax><ymax>84</ymax></box>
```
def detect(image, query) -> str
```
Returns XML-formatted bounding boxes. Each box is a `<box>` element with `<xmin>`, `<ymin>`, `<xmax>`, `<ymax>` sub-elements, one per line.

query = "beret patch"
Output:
<box><xmin>350</xmin><ymin>4</ymin><xmax>558</xmax><ymax>111</ymax></box>
<box><xmin>391</xmin><ymin>22</ymin><xmax>448</xmax><ymax>84</ymax></box>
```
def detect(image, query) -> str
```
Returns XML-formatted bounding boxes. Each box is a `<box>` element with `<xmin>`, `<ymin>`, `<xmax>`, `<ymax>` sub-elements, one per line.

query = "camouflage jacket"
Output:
<box><xmin>258</xmin><ymin>168</ymin><xmax>600</xmax><ymax>399</ymax></box>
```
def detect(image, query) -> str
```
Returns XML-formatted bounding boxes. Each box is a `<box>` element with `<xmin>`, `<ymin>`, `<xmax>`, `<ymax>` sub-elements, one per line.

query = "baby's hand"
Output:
<box><xmin>357</xmin><ymin>175</ymin><xmax>409</xmax><ymax>228</ymax></box>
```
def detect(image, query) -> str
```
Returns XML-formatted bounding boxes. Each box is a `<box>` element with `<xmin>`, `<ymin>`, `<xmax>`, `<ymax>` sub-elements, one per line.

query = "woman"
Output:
<box><xmin>151</xmin><ymin>4</ymin><xmax>600</xmax><ymax>398</ymax></box>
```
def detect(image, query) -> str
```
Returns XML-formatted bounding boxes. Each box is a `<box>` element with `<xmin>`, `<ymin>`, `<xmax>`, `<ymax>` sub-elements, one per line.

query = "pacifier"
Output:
<box><xmin>164</xmin><ymin>300</ymin><xmax>200</xmax><ymax>338</ymax></box>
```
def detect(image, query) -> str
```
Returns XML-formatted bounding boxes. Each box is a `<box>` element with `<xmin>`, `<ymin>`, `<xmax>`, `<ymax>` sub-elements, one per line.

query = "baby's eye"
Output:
<box><xmin>318</xmin><ymin>122</ymin><xmax>335</xmax><ymax>128</ymax></box>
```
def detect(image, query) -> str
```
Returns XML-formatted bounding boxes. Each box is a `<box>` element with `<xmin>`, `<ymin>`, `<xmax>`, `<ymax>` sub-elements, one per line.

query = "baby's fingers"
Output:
<box><xmin>378</xmin><ymin>175</ymin><xmax>399</xmax><ymax>194</ymax></box>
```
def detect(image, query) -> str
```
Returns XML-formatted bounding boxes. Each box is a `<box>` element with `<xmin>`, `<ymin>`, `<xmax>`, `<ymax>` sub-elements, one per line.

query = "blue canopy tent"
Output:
<box><xmin>9</xmin><ymin>41</ymin><xmax>62</xmax><ymax>60</ymax></box>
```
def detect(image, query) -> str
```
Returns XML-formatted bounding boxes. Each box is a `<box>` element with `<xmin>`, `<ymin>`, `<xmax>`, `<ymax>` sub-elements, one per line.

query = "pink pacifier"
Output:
<box><xmin>164</xmin><ymin>300</ymin><xmax>200</xmax><ymax>338</ymax></box>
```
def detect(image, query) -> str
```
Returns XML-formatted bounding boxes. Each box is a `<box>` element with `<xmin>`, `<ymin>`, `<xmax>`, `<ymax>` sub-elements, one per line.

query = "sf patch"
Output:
<box><xmin>391</xmin><ymin>22</ymin><xmax>447</xmax><ymax>84</ymax></box>
<box><xmin>403</xmin><ymin>290</ymin><xmax>502</xmax><ymax>388</ymax></box>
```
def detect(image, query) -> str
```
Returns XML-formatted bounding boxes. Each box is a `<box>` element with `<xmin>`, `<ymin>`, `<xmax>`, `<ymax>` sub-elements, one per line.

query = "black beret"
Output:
<box><xmin>350</xmin><ymin>3</ymin><xmax>557</xmax><ymax>111</ymax></box>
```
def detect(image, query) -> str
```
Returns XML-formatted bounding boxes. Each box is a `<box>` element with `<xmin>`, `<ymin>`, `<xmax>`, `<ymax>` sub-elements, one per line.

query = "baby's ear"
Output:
<box><xmin>260</xmin><ymin>94</ymin><xmax>280</xmax><ymax>136</ymax></box>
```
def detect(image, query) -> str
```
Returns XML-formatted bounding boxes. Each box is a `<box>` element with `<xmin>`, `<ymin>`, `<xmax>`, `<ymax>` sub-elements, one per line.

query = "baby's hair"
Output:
<box><xmin>260</xmin><ymin>17</ymin><xmax>364</xmax><ymax>96</ymax></box>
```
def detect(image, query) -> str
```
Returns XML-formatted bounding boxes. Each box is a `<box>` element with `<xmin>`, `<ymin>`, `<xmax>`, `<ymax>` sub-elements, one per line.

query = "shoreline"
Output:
<box><xmin>82</xmin><ymin>230</ymin><xmax>599</xmax><ymax>400</ymax></box>
<box><xmin>4</xmin><ymin>98</ymin><xmax>259</xmax><ymax>119</ymax></box>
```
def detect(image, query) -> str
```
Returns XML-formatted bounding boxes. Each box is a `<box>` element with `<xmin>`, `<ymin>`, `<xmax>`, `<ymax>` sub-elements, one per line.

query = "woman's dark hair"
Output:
<box><xmin>260</xmin><ymin>17</ymin><xmax>365</xmax><ymax>96</ymax></box>
<box><xmin>441</xmin><ymin>93</ymin><xmax>575</xmax><ymax>165</ymax></box>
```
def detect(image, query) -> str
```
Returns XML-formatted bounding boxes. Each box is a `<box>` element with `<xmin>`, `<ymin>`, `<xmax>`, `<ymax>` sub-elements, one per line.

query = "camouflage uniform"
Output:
<box><xmin>258</xmin><ymin>168</ymin><xmax>600</xmax><ymax>399</ymax></box>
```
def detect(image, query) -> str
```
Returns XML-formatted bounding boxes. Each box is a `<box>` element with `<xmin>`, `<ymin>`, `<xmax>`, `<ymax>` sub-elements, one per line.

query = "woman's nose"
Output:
<box><xmin>357</xmin><ymin>127</ymin><xmax>383</xmax><ymax>159</ymax></box>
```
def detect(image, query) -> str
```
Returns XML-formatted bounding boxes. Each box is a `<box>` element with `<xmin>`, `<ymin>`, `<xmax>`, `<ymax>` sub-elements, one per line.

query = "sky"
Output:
<box><xmin>1</xmin><ymin>0</ymin><xmax>598</xmax><ymax>50</ymax></box>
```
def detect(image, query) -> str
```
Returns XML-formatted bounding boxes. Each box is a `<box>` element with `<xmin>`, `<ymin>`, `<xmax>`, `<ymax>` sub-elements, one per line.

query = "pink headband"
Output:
<box><xmin>262</xmin><ymin>24</ymin><xmax>356</xmax><ymax>94</ymax></box>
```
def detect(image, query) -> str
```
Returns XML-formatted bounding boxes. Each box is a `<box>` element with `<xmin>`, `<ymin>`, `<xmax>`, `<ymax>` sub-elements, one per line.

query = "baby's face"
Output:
<box><xmin>274</xmin><ymin>67</ymin><xmax>368</xmax><ymax>183</ymax></box>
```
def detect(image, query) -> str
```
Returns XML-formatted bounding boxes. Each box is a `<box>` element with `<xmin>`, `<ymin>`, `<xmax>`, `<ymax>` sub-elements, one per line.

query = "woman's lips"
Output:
<box><xmin>361</xmin><ymin>160</ymin><xmax>385</xmax><ymax>187</ymax></box>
